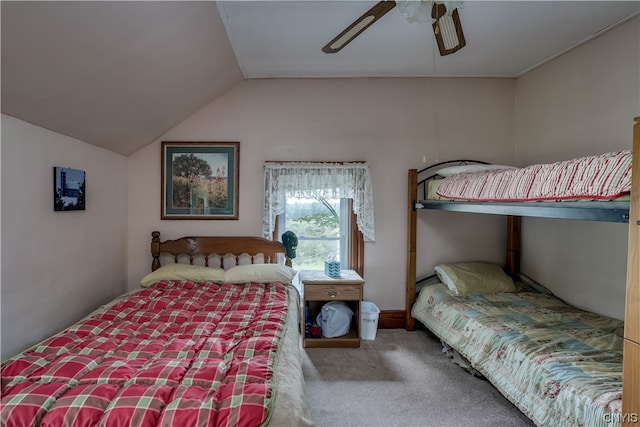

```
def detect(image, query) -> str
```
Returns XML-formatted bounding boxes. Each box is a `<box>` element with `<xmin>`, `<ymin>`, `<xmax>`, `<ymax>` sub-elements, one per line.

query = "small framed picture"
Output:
<box><xmin>161</xmin><ymin>141</ymin><xmax>239</xmax><ymax>220</ymax></box>
<box><xmin>54</xmin><ymin>167</ymin><xmax>86</xmax><ymax>211</ymax></box>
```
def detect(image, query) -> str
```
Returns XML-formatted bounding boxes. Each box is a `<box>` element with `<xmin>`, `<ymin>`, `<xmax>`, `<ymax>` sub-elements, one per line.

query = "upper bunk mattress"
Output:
<box><xmin>435</xmin><ymin>150</ymin><xmax>631</xmax><ymax>202</ymax></box>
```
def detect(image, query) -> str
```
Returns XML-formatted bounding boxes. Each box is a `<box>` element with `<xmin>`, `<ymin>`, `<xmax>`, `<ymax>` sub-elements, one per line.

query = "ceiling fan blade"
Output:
<box><xmin>322</xmin><ymin>1</ymin><xmax>397</xmax><ymax>54</ymax></box>
<box><xmin>432</xmin><ymin>6</ymin><xmax>466</xmax><ymax>56</ymax></box>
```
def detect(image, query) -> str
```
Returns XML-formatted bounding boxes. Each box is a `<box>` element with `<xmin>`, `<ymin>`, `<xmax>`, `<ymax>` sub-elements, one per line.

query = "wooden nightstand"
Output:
<box><xmin>300</xmin><ymin>269</ymin><xmax>364</xmax><ymax>348</ymax></box>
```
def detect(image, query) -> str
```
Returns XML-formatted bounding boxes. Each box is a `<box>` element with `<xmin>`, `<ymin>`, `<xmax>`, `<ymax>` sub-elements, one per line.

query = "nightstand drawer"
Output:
<box><xmin>305</xmin><ymin>284</ymin><xmax>362</xmax><ymax>301</ymax></box>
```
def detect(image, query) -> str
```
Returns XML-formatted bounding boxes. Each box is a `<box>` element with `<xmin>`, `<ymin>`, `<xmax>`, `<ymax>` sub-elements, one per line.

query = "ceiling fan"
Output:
<box><xmin>322</xmin><ymin>0</ymin><xmax>466</xmax><ymax>56</ymax></box>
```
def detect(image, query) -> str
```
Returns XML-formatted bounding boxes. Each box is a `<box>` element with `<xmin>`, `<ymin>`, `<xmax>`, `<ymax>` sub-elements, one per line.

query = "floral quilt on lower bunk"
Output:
<box><xmin>1</xmin><ymin>280</ymin><xmax>289</xmax><ymax>427</ymax></box>
<box><xmin>412</xmin><ymin>283</ymin><xmax>624</xmax><ymax>427</ymax></box>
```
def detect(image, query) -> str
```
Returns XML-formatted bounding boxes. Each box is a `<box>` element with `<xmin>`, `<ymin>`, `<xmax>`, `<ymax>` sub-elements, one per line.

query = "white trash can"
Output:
<box><xmin>360</xmin><ymin>301</ymin><xmax>380</xmax><ymax>340</ymax></box>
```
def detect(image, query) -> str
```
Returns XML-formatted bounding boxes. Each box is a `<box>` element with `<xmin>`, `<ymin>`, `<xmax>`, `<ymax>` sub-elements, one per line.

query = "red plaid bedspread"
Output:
<box><xmin>1</xmin><ymin>281</ymin><xmax>289</xmax><ymax>427</ymax></box>
<box><xmin>436</xmin><ymin>150</ymin><xmax>632</xmax><ymax>202</ymax></box>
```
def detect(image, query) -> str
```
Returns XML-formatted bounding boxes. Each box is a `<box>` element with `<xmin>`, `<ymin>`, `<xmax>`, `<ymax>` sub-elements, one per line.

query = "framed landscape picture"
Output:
<box><xmin>161</xmin><ymin>141</ymin><xmax>239</xmax><ymax>220</ymax></box>
<box><xmin>54</xmin><ymin>167</ymin><xmax>86</xmax><ymax>211</ymax></box>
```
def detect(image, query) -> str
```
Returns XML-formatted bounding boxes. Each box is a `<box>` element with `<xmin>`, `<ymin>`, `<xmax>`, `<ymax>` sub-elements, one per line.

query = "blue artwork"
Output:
<box><xmin>54</xmin><ymin>167</ymin><xmax>85</xmax><ymax>211</ymax></box>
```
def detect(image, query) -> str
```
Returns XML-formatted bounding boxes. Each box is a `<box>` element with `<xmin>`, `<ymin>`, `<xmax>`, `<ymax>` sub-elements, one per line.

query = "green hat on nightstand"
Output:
<box><xmin>281</xmin><ymin>231</ymin><xmax>298</xmax><ymax>260</ymax></box>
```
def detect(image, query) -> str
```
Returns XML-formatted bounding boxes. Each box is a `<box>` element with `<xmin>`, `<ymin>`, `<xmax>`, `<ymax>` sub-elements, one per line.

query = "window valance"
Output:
<box><xmin>263</xmin><ymin>162</ymin><xmax>375</xmax><ymax>241</ymax></box>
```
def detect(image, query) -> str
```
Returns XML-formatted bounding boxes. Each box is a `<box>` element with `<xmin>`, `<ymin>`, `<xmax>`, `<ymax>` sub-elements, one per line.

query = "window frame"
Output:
<box><xmin>273</xmin><ymin>198</ymin><xmax>364</xmax><ymax>277</ymax></box>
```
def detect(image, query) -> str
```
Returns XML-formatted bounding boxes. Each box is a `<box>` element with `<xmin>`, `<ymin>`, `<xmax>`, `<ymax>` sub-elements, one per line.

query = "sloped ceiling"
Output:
<box><xmin>1</xmin><ymin>1</ymin><xmax>243</xmax><ymax>156</ymax></box>
<box><xmin>2</xmin><ymin>1</ymin><xmax>639</xmax><ymax>156</ymax></box>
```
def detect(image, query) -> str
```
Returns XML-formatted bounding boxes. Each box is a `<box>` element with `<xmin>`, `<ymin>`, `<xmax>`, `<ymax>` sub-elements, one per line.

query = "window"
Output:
<box><xmin>263</xmin><ymin>161</ymin><xmax>374</xmax><ymax>276</ymax></box>
<box><xmin>277</xmin><ymin>197</ymin><xmax>350</xmax><ymax>270</ymax></box>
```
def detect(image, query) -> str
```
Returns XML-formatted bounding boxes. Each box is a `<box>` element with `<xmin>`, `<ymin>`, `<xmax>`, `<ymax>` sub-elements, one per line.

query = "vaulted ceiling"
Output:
<box><xmin>2</xmin><ymin>1</ymin><xmax>639</xmax><ymax>156</ymax></box>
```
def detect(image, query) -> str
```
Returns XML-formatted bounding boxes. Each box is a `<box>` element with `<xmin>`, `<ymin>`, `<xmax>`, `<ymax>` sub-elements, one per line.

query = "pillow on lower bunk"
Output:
<box><xmin>435</xmin><ymin>262</ymin><xmax>516</xmax><ymax>295</ymax></box>
<box><xmin>224</xmin><ymin>263</ymin><xmax>298</xmax><ymax>284</ymax></box>
<box><xmin>140</xmin><ymin>264</ymin><xmax>226</xmax><ymax>287</ymax></box>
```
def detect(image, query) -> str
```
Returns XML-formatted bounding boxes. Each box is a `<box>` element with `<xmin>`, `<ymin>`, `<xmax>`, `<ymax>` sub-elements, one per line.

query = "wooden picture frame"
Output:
<box><xmin>161</xmin><ymin>141</ymin><xmax>239</xmax><ymax>220</ymax></box>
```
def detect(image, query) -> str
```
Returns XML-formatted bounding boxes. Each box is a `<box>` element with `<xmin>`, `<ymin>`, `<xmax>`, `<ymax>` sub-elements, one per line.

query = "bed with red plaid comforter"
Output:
<box><xmin>1</xmin><ymin>280</ymin><xmax>290</xmax><ymax>427</ymax></box>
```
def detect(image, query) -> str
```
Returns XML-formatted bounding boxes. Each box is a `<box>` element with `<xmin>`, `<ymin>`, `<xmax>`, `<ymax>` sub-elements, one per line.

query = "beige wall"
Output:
<box><xmin>127</xmin><ymin>78</ymin><xmax>516</xmax><ymax>309</ymax></box>
<box><xmin>1</xmin><ymin>114</ymin><xmax>128</xmax><ymax>360</ymax></box>
<box><xmin>514</xmin><ymin>17</ymin><xmax>640</xmax><ymax>320</ymax></box>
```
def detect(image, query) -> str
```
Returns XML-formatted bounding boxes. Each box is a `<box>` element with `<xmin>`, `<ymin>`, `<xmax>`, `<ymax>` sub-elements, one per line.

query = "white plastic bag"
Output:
<box><xmin>316</xmin><ymin>301</ymin><xmax>353</xmax><ymax>338</ymax></box>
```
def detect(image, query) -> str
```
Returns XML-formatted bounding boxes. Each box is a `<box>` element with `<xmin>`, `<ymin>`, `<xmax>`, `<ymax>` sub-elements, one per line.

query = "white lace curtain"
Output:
<box><xmin>263</xmin><ymin>162</ymin><xmax>375</xmax><ymax>241</ymax></box>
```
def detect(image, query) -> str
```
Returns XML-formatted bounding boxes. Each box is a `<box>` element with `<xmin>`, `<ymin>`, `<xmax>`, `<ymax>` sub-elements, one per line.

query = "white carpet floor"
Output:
<box><xmin>302</xmin><ymin>329</ymin><xmax>536</xmax><ymax>427</ymax></box>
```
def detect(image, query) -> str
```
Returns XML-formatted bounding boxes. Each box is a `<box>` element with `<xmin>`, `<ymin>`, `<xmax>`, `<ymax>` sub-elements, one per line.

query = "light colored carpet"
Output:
<box><xmin>302</xmin><ymin>329</ymin><xmax>535</xmax><ymax>427</ymax></box>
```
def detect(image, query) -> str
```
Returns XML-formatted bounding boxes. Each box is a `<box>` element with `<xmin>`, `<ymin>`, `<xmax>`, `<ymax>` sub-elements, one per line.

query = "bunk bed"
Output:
<box><xmin>405</xmin><ymin>117</ymin><xmax>640</xmax><ymax>427</ymax></box>
<box><xmin>0</xmin><ymin>232</ymin><xmax>314</xmax><ymax>427</ymax></box>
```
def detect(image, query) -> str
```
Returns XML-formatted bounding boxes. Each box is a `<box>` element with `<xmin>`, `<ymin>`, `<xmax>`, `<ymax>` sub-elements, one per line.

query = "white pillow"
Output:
<box><xmin>224</xmin><ymin>264</ymin><xmax>298</xmax><ymax>284</ymax></box>
<box><xmin>436</xmin><ymin>164</ymin><xmax>516</xmax><ymax>177</ymax></box>
<box><xmin>140</xmin><ymin>264</ymin><xmax>225</xmax><ymax>287</ymax></box>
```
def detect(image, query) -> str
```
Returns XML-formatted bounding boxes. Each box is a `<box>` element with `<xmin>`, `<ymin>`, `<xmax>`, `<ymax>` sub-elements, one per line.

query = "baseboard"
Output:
<box><xmin>378</xmin><ymin>310</ymin><xmax>405</xmax><ymax>329</ymax></box>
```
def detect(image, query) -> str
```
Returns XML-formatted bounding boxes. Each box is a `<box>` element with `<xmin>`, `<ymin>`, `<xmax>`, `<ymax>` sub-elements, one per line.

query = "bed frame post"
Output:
<box><xmin>622</xmin><ymin>116</ymin><xmax>640</xmax><ymax>422</ymax></box>
<box><xmin>151</xmin><ymin>231</ymin><xmax>161</xmax><ymax>271</ymax></box>
<box><xmin>406</xmin><ymin>169</ymin><xmax>418</xmax><ymax>331</ymax></box>
<box><xmin>506</xmin><ymin>216</ymin><xmax>521</xmax><ymax>277</ymax></box>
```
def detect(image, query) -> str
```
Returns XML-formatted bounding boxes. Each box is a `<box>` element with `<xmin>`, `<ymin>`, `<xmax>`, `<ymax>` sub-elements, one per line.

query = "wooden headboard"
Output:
<box><xmin>151</xmin><ymin>231</ymin><xmax>290</xmax><ymax>271</ymax></box>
